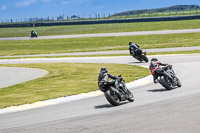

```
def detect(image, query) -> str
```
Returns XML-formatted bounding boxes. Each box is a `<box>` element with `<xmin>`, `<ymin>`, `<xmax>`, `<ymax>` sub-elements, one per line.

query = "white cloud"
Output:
<box><xmin>1</xmin><ymin>6</ymin><xmax>6</xmax><ymax>10</ymax></box>
<box><xmin>16</xmin><ymin>0</ymin><xmax>36</xmax><ymax>7</ymax></box>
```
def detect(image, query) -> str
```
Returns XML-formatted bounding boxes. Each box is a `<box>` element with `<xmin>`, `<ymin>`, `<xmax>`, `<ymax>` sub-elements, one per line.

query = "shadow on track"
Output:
<box><xmin>129</xmin><ymin>61</ymin><xmax>143</xmax><ymax>64</ymax></box>
<box><xmin>147</xmin><ymin>88</ymin><xmax>168</xmax><ymax>92</ymax></box>
<box><xmin>94</xmin><ymin>102</ymin><xmax>129</xmax><ymax>109</ymax></box>
<box><xmin>129</xmin><ymin>62</ymin><xmax>149</xmax><ymax>66</ymax></box>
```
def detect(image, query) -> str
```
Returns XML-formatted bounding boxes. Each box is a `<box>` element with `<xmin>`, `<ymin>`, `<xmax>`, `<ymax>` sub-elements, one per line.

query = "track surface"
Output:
<box><xmin>0</xmin><ymin>54</ymin><xmax>200</xmax><ymax>133</ymax></box>
<box><xmin>0</xmin><ymin>67</ymin><xmax>48</xmax><ymax>88</ymax></box>
<box><xmin>1</xmin><ymin>28</ymin><xmax>200</xmax><ymax>41</ymax></box>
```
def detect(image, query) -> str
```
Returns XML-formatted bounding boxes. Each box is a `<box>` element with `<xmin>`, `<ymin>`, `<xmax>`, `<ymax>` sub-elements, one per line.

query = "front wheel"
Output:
<box><xmin>126</xmin><ymin>89</ymin><xmax>134</xmax><ymax>102</ymax></box>
<box><xmin>159</xmin><ymin>77</ymin><xmax>174</xmax><ymax>90</ymax></box>
<box><xmin>176</xmin><ymin>78</ymin><xmax>182</xmax><ymax>87</ymax></box>
<box><xmin>105</xmin><ymin>90</ymin><xmax>120</xmax><ymax>106</ymax></box>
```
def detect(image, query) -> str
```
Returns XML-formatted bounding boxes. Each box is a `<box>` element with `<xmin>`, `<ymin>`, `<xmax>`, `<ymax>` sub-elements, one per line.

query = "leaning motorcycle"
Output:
<box><xmin>130</xmin><ymin>48</ymin><xmax>148</xmax><ymax>62</ymax></box>
<box><xmin>154</xmin><ymin>65</ymin><xmax>182</xmax><ymax>90</ymax></box>
<box><xmin>30</xmin><ymin>32</ymin><xmax>38</xmax><ymax>38</ymax></box>
<box><xmin>99</xmin><ymin>75</ymin><xmax>134</xmax><ymax>106</ymax></box>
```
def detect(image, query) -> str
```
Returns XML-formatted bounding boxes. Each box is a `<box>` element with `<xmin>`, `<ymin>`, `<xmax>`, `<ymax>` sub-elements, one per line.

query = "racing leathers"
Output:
<box><xmin>30</xmin><ymin>30</ymin><xmax>37</xmax><ymax>37</ymax></box>
<box><xmin>149</xmin><ymin>61</ymin><xmax>168</xmax><ymax>83</ymax></box>
<box><xmin>98</xmin><ymin>72</ymin><xmax>118</xmax><ymax>92</ymax></box>
<box><xmin>129</xmin><ymin>43</ymin><xmax>142</xmax><ymax>56</ymax></box>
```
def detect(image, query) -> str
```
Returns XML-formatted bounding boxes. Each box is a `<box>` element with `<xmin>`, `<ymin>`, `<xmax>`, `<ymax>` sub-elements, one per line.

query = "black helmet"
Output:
<box><xmin>100</xmin><ymin>67</ymin><xmax>108</xmax><ymax>73</ymax></box>
<box><xmin>129</xmin><ymin>42</ymin><xmax>133</xmax><ymax>46</ymax></box>
<box><xmin>151</xmin><ymin>58</ymin><xmax>158</xmax><ymax>62</ymax></box>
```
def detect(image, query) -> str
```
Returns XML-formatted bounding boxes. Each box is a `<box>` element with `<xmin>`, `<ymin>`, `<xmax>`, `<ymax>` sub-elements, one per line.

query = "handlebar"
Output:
<box><xmin>154</xmin><ymin>67</ymin><xmax>163</xmax><ymax>73</ymax></box>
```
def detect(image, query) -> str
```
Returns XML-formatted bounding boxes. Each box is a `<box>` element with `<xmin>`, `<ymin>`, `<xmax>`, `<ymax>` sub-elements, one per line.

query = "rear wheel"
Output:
<box><xmin>105</xmin><ymin>90</ymin><xmax>120</xmax><ymax>106</ymax></box>
<box><xmin>134</xmin><ymin>56</ymin><xmax>141</xmax><ymax>62</ymax></box>
<box><xmin>160</xmin><ymin>77</ymin><xmax>174</xmax><ymax>90</ymax></box>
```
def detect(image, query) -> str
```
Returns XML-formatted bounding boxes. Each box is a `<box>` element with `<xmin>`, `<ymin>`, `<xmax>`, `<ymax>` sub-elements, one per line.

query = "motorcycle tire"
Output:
<box><xmin>159</xmin><ymin>77</ymin><xmax>174</xmax><ymax>90</ymax></box>
<box><xmin>126</xmin><ymin>89</ymin><xmax>134</xmax><ymax>102</ymax></box>
<box><xmin>176</xmin><ymin>78</ymin><xmax>182</xmax><ymax>87</ymax></box>
<box><xmin>141</xmin><ymin>55</ymin><xmax>148</xmax><ymax>62</ymax></box>
<box><xmin>105</xmin><ymin>90</ymin><xmax>120</xmax><ymax>106</ymax></box>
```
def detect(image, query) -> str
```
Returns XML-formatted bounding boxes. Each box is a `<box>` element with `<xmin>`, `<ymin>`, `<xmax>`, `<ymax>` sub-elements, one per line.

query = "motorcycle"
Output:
<box><xmin>99</xmin><ymin>75</ymin><xmax>134</xmax><ymax>106</ymax></box>
<box><xmin>30</xmin><ymin>31</ymin><xmax>38</xmax><ymax>38</ymax></box>
<box><xmin>154</xmin><ymin>65</ymin><xmax>182</xmax><ymax>90</ymax></box>
<box><xmin>130</xmin><ymin>48</ymin><xmax>148</xmax><ymax>62</ymax></box>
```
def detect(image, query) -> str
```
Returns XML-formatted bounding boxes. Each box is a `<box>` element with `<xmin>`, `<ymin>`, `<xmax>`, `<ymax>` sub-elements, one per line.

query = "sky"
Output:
<box><xmin>0</xmin><ymin>0</ymin><xmax>200</xmax><ymax>21</ymax></box>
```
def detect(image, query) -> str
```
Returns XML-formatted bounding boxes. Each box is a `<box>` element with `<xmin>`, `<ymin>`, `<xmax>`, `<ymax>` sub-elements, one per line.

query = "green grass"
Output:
<box><xmin>0</xmin><ymin>63</ymin><xmax>149</xmax><ymax>109</ymax></box>
<box><xmin>1</xmin><ymin>50</ymin><xmax>200</xmax><ymax>60</ymax></box>
<box><xmin>0</xmin><ymin>32</ymin><xmax>200</xmax><ymax>56</ymax></box>
<box><xmin>1</xmin><ymin>19</ymin><xmax>200</xmax><ymax>38</ymax></box>
<box><xmin>148</xmin><ymin>50</ymin><xmax>200</xmax><ymax>55</ymax></box>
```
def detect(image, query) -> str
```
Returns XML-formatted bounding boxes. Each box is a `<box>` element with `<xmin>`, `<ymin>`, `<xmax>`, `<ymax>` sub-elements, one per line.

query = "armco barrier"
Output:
<box><xmin>1</xmin><ymin>15</ymin><xmax>200</xmax><ymax>28</ymax></box>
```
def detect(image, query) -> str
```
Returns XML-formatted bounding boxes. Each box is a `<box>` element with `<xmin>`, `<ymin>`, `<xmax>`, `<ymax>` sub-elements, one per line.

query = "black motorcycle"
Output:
<box><xmin>130</xmin><ymin>48</ymin><xmax>148</xmax><ymax>62</ymax></box>
<box><xmin>30</xmin><ymin>31</ymin><xmax>38</xmax><ymax>38</ymax></box>
<box><xmin>99</xmin><ymin>75</ymin><xmax>134</xmax><ymax>106</ymax></box>
<box><xmin>154</xmin><ymin>65</ymin><xmax>182</xmax><ymax>90</ymax></box>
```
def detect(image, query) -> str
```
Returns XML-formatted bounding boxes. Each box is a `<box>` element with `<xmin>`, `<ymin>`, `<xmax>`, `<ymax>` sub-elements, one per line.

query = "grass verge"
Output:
<box><xmin>1</xmin><ymin>19</ymin><xmax>200</xmax><ymax>38</ymax></box>
<box><xmin>109</xmin><ymin>11</ymin><xmax>200</xmax><ymax>19</ymax></box>
<box><xmin>148</xmin><ymin>50</ymin><xmax>200</xmax><ymax>55</ymax></box>
<box><xmin>0</xmin><ymin>50</ymin><xmax>200</xmax><ymax>59</ymax></box>
<box><xmin>0</xmin><ymin>32</ymin><xmax>200</xmax><ymax>56</ymax></box>
<box><xmin>0</xmin><ymin>63</ymin><xmax>149</xmax><ymax>109</ymax></box>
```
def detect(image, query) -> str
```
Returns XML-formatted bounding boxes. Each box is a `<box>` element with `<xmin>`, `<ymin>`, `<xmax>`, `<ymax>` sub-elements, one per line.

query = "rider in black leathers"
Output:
<box><xmin>30</xmin><ymin>29</ymin><xmax>37</xmax><ymax>37</ymax></box>
<box><xmin>129</xmin><ymin>42</ymin><xmax>142</xmax><ymax>56</ymax></box>
<box><xmin>98</xmin><ymin>67</ymin><xmax>119</xmax><ymax>92</ymax></box>
<box><xmin>149</xmin><ymin>58</ymin><xmax>169</xmax><ymax>83</ymax></box>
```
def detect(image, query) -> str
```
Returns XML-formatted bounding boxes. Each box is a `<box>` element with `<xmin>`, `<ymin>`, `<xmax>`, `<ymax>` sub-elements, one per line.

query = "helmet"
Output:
<box><xmin>151</xmin><ymin>58</ymin><xmax>158</xmax><ymax>62</ymax></box>
<box><xmin>129</xmin><ymin>42</ymin><xmax>133</xmax><ymax>46</ymax></box>
<box><xmin>100</xmin><ymin>67</ymin><xmax>108</xmax><ymax>73</ymax></box>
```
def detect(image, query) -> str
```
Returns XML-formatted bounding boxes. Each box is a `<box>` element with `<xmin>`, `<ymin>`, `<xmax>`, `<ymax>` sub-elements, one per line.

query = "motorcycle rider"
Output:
<box><xmin>129</xmin><ymin>42</ymin><xmax>142</xmax><ymax>56</ymax></box>
<box><xmin>149</xmin><ymin>58</ymin><xmax>169</xmax><ymax>83</ymax></box>
<box><xmin>30</xmin><ymin>29</ymin><xmax>37</xmax><ymax>37</ymax></box>
<box><xmin>98</xmin><ymin>67</ymin><xmax>120</xmax><ymax>92</ymax></box>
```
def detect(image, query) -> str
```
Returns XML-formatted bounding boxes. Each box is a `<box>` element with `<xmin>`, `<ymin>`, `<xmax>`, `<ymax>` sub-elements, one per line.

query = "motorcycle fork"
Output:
<box><xmin>162</xmin><ymin>71</ymin><xmax>175</xmax><ymax>85</ymax></box>
<box><xmin>110</xmin><ymin>86</ymin><xmax>120</xmax><ymax>94</ymax></box>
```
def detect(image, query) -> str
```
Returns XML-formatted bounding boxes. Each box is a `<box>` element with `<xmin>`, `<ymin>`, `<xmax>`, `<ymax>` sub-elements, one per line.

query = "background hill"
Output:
<box><xmin>112</xmin><ymin>5</ymin><xmax>200</xmax><ymax>16</ymax></box>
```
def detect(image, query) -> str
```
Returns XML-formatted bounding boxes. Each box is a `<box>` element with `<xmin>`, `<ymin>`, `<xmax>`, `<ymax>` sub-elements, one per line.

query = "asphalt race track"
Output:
<box><xmin>0</xmin><ymin>53</ymin><xmax>200</xmax><ymax>133</ymax></box>
<box><xmin>0</xmin><ymin>67</ymin><xmax>48</xmax><ymax>89</ymax></box>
